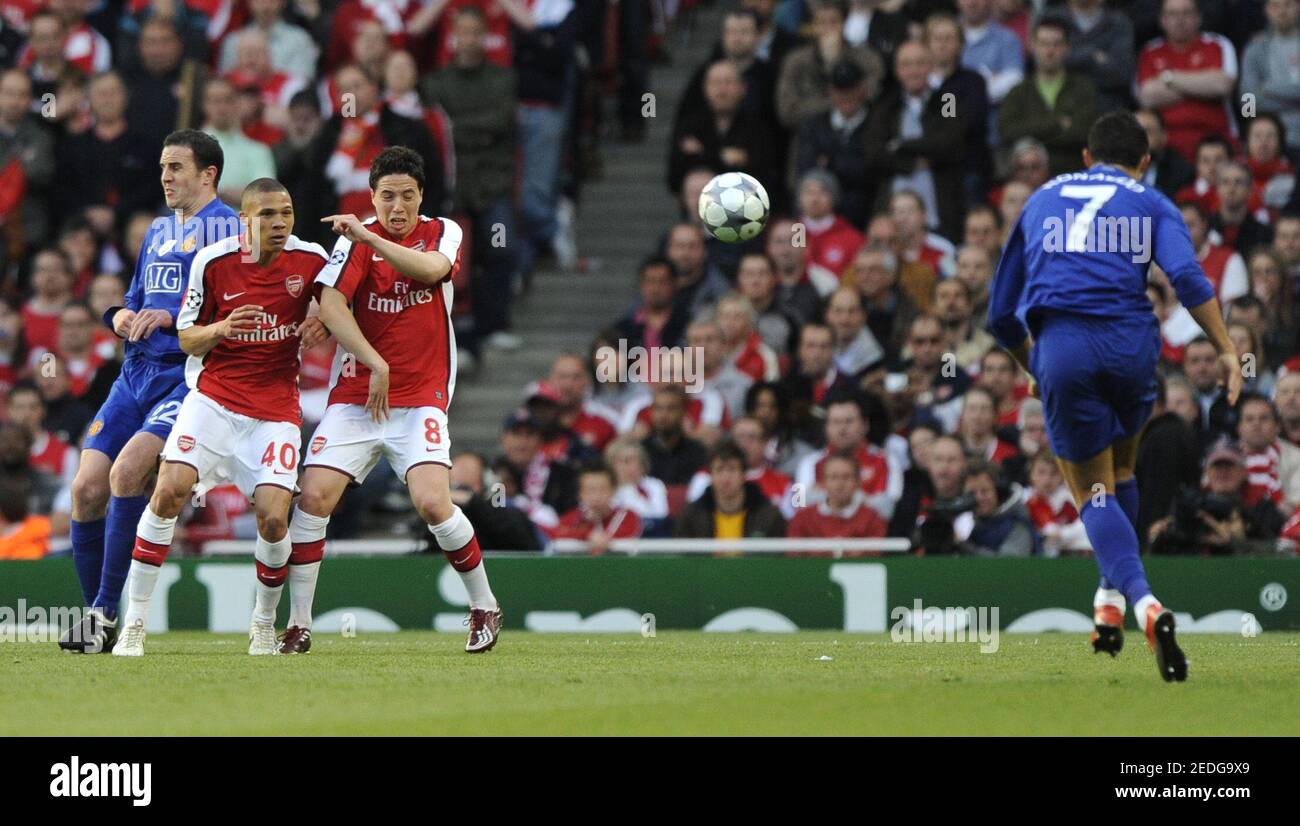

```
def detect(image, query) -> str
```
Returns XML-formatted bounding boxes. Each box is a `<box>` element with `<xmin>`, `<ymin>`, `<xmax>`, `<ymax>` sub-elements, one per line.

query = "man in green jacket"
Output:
<box><xmin>997</xmin><ymin>16</ymin><xmax>1098</xmax><ymax>177</ymax></box>
<box><xmin>421</xmin><ymin>5</ymin><xmax>520</xmax><ymax>355</ymax></box>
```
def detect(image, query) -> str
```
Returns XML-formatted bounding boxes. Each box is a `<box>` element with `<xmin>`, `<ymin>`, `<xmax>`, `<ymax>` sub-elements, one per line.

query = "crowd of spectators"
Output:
<box><xmin>480</xmin><ymin>0</ymin><xmax>1300</xmax><ymax>556</ymax></box>
<box><xmin>0</xmin><ymin>0</ymin><xmax>645</xmax><ymax>556</ymax></box>
<box><xmin>5</xmin><ymin>0</ymin><xmax>1300</xmax><ymax>559</ymax></box>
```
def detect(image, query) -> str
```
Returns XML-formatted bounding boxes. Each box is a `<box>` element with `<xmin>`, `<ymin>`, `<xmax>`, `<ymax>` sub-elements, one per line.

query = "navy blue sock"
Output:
<box><xmin>93</xmin><ymin>495</ymin><xmax>150</xmax><ymax>621</ymax></box>
<box><xmin>1080</xmin><ymin>496</ymin><xmax>1152</xmax><ymax>608</ymax></box>
<box><xmin>1115</xmin><ymin>477</ymin><xmax>1139</xmax><ymax>530</ymax></box>
<box><xmin>69</xmin><ymin>518</ymin><xmax>106</xmax><ymax>606</ymax></box>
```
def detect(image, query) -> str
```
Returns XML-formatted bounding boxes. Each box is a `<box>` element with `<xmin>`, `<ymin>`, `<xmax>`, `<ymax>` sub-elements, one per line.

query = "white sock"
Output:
<box><xmin>288</xmin><ymin>563</ymin><xmax>321</xmax><ymax>629</ymax></box>
<box><xmin>288</xmin><ymin>510</ymin><xmax>329</xmax><ymax>629</ymax></box>
<box><xmin>1093</xmin><ymin>588</ymin><xmax>1125</xmax><ymax>612</ymax></box>
<box><xmin>429</xmin><ymin>507</ymin><xmax>497</xmax><ymax>611</ymax></box>
<box><xmin>122</xmin><ymin>560</ymin><xmax>161</xmax><ymax>627</ymax></box>
<box><xmin>1135</xmin><ymin>594</ymin><xmax>1161</xmax><ymax>627</ymax></box>
<box><xmin>137</xmin><ymin>506</ymin><xmax>177</xmax><ymax>545</ymax></box>
<box><xmin>458</xmin><ymin>562</ymin><xmax>497</xmax><ymax>612</ymax></box>
<box><xmin>253</xmin><ymin>532</ymin><xmax>291</xmax><ymax>624</ymax></box>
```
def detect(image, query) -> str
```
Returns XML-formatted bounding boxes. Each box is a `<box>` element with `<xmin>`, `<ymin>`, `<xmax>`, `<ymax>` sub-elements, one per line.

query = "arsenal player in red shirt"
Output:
<box><xmin>288</xmin><ymin>146</ymin><xmax>501</xmax><ymax>655</ymax></box>
<box><xmin>114</xmin><ymin>178</ymin><xmax>332</xmax><ymax>657</ymax></box>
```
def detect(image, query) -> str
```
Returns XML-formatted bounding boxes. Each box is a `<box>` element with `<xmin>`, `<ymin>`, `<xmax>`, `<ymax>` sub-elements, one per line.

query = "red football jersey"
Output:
<box><xmin>178</xmin><ymin>235</ymin><xmax>330</xmax><ymax>424</ymax></box>
<box><xmin>551</xmin><ymin>506</ymin><xmax>643</xmax><ymax>540</ymax></box>
<box><xmin>315</xmin><ymin>215</ymin><xmax>463</xmax><ymax>411</ymax></box>
<box><xmin>1137</xmin><ymin>34</ymin><xmax>1238</xmax><ymax>162</ymax></box>
<box><xmin>804</xmin><ymin>444</ymin><xmax>892</xmax><ymax>497</ymax></box>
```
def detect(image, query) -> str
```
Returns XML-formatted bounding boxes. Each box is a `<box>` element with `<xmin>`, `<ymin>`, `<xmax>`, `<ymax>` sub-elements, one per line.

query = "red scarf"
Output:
<box><xmin>1244</xmin><ymin>442</ymin><xmax>1283</xmax><ymax>507</ymax></box>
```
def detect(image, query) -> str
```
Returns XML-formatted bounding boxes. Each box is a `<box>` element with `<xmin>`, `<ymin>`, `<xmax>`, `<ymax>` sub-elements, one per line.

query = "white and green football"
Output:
<box><xmin>697</xmin><ymin>172</ymin><xmax>770</xmax><ymax>243</ymax></box>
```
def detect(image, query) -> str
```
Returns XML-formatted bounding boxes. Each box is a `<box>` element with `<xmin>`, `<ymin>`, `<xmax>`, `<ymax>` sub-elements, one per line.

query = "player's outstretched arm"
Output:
<box><xmin>1186</xmin><ymin>297</ymin><xmax>1243</xmax><ymax>406</ymax></box>
<box><xmin>317</xmin><ymin>286</ymin><xmax>391</xmax><ymax>422</ymax></box>
<box><xmin>321</xmin><ymin>214</ymin><xmax>452</xmax><ymax>285</ymax></box>
<box><xmin>178</xmin><ymin>305</ymin><xmax>265</xmax><ymax>357</ymax></box>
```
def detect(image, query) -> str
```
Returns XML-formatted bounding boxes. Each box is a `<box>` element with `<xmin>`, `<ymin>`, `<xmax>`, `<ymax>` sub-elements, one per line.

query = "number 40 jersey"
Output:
<box><xmin>987</xmin><ymin>163</ymin><xmax>1216</xmax><ymax>351</ymax></box>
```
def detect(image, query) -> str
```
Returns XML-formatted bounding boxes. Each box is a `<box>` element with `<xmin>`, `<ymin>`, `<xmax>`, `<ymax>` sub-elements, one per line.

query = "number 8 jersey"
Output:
<box><xmin>314</xmin><ymin>215</ymin><xmax>464</xmax><ymax>412</ymax></box>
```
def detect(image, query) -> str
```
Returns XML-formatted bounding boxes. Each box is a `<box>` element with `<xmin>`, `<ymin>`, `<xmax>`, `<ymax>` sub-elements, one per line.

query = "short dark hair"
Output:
<box><xmin>241</xmin><ymin>177</ymin><xmax>289</xmax><ymax>204</ymax></box>
<box><xmin>639</xmin><ymin>255</ymin><xmax>677</xmax><ymax>282</ymax></box>
<box><xmin>963</xmin><ymin>458</ymin><xmax>1002</xmax><ymax>487</ymax></box>
<box><xmin>287</xmin><ymin>89</ymin><xmax>320</xmax><ymax>113</ymax></box>
<box><xmin>6</xmin><ymin>380</ymin><xmax>40</xmax><ymax>406</ymax></box>
<box><xmin>0</xmin><ymin>475</ymin><xmax>29</xmax><ymax>524</ymax></box>
<box><xmin>368</xmin><ymin>145</ymin><xmax>425</xmax><ymax>191</ymax></box>
<box><xmin>578</xmin><ymin>461</ymin><xmax>617</xmax><ymax>487</ymax></box>
<box><xmin>453</xmin><ymin>4</ymin><xmax>487</xmax><ymax>24</ymax></box>
<box><xmin>1032</xmin><ymin>14</ymin><xmax>1071</xmax><ymax>39</ymax></box>
<box><xmin>1176</xmin><ymin>198</ymin><xmax>1208</xmax><ymax>221</ymax></box>
<box><xmin>723</xmin><ymin>7</ymin><xmax>762</xmax><ymax>28</ymax></box>
<box><xmin>1195</xmin><ymin>133</ymin><xmax>1232</xmax><ymax>157</ymax></box>
<box><xmin>59</xmin><ymin>300</ymin><xmax>94</xmax><ymax>321</ymax></box>
<box><xmin>744</xmin><ymin>380</ymin><xmax>786</xmax><ymax>416</ymax></box>
<box><xmin>823</xmin><ymin>448</ymin><xmax>860</xmax><ymax>476</ymax></box>
<box><xmin>32</xmin><ymin>246</ymin><xmax>72</xmax><ymax>275</ymax></box>
<box><xmin>1086</xmin><ymin>111</ymin><xmax>1150</xmax><ymax>169</ymax></box>
<box><xmin>1229</xmin><ymin>294</ymin><xmax>1266</xmax><ymax>315</ymax></box>
<box><xmin>965</xmin><ymin>202</ymin><xmax>1002</xmax><ymax>228</ymax></box>
<box><xmin>163</xmin><ymin>129</ymin><xmax>224</xmax><ymax>187</ymax></box>
<box><xmin>1238</xmin><ymin>392</ymin><xmax>1279</xmax><ymax>422</ymax></box>
<box><xmin>980</xmin><ymin>347</ymin><xmax>1015</xmax><ymax>371</ymax></box>
<box><xmin>1246</xmin><ymin>112</ymin><xmax>1288</xmax><ymax>150</ymax></box>
<box><xmin>708</xmin><ymin>438</ymin><xmax>748</xmax><ymax>471</ymax></box>
<box><xmin>812</xmin><ymin>0</ymin><xmax>848</xmax><ymax>19</ymax></box>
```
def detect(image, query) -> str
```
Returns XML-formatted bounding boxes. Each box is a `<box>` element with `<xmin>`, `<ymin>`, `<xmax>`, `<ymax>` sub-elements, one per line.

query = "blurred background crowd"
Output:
<box><xmin>1</xmin><ymin>0</ymin><xmax>1298</xmax><ymax>559</ymax></box>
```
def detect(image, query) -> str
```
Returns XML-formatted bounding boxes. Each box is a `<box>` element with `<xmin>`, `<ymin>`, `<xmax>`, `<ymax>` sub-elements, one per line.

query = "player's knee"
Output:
<box><xmin>70</xmin><ymin>468</ymin><xmax>110</xmax><ymax>516</ymax></box>
<box><xmin>413</xmin><ymin>489</ymin><xmax>453</xmax><ymax>526</ymax></box>
<box><xmin>297</xmin><ymin>487</ymin><xmax>336</xmax><ymax>518</ymax></box>
<box><xmin>150</xmin><ymin>481</ymin><xmax>189</xmax><ymax>518</ymax></box>
<box><xmin>256</xmin><ymin>512</ymin><xmax>289</xmax><ymax>542</ymax></box>
<box><xmin>108</xmin><ymin>455</ymin><xmax>153</xmax><ymax>497</ymax></box>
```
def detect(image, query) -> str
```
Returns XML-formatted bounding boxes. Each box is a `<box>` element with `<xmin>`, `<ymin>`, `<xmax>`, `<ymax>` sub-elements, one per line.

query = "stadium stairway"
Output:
<box><xmin>450</xmin><ymin>10</ymin><xmax>719</xmax><ymax>457</ymax></box>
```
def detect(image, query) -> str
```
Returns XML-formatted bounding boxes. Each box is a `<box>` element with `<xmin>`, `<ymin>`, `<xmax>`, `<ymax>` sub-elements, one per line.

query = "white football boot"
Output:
<box><xmin>248</xmin><ymin>618</ymin><xmax>279</xmax><ymax>655</ymax></box>
<box><xmin>112</xmin><ymin>618</ymin><xmax>146</xmax><ymax>657</ymax></box>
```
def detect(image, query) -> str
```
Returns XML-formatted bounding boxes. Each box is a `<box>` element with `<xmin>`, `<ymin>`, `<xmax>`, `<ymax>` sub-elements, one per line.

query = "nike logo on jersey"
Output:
<box><xmin>223</xmin><ymin>291</ymin><xmax>246</xmax><ymax>301</ymax></box>
<box><xmin>371</xmin><ymin>254</ymin><xmax>385</xmax><ymax>262</ymax></box>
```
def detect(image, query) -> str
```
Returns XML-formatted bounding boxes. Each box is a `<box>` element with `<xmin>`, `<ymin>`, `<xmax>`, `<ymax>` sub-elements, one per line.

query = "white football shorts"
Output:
<box><xmin>161</xmin><ymin>390</ymin><xmax>302</xmax><ymax>499</ymax></box>
<box><xmin>301</xmin><ymin>403</ymin><xmax>451</xmax><ymax>484</ymax></box>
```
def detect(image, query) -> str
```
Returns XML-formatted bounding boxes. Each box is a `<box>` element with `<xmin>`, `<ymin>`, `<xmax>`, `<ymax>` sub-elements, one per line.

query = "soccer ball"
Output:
<box><xmin>698</xmin><ymin>172</ymin><xmax>770</xmax><ymax>243</ymax></box>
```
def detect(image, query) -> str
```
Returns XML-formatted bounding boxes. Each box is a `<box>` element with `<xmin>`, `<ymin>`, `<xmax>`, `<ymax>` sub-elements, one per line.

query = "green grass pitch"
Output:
<box><xmin>4</xmin><ymin>632</ymin><xmax>1297</xmax><ymax>736</ymax></box>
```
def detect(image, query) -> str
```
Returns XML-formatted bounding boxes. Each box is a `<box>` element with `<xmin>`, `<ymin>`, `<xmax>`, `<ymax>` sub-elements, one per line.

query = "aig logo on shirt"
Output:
<box><xmin>145</xmin><ymin>263</ymin><xmax>183</xmax><ymax>293</ymax></box>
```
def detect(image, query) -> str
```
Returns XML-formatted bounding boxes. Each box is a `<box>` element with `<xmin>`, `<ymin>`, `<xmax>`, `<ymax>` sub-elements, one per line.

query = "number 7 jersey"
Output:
<box><xmin>315</xmin><ymin>215</ymin><xmax>464</xmax><ymax>412</ymax></box>
<box><xmin>987</xmin><ymin>163</ymin><xmax>1216</xmax><ymax>351</ymax></box>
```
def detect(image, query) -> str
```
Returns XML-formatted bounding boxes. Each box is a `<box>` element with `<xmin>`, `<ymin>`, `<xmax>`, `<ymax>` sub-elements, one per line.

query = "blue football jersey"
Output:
<box><xmin>987</xmin><ymin>163</ymin><xmax>1216</xmax><ymax>350</ymax></box>
<box><xmin>121</xmin><ymin>197</ymin><xmax>240</xmax><ymax>362</ymax></box>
